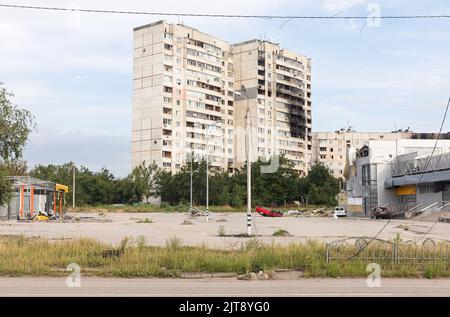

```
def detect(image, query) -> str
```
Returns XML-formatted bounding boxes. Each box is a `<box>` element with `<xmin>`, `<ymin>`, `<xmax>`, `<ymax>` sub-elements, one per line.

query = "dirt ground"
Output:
<box><xmin>1</xmin><ymin>212</ymin><xmax>449</xmax><ymax>247</ymax></box>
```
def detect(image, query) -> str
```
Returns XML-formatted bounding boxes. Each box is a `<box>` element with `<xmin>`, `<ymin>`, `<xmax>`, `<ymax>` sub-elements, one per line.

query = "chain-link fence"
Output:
<box><xmin>325</xmin><ymin>237</ymin><xmax>450</xmax><ymax>263</ymax></box>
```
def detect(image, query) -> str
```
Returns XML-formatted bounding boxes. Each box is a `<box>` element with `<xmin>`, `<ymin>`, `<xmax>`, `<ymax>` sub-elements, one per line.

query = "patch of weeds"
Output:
<box><xmin>166</xmin><ymin>236</ymin><xmax>183</xmax><ymax>250</ymax></box>
<box><xmin>135</xmin><ymin>235</ymin><xmax>147</xmax><ymax>248</ymax></box>
<box><xmin>273</xmin><ymin>229</ymin><xmax>292</xmax><ymax>237</ymax></box>
<box><xmin>181</xmin><ymin>220</ymin><xmax>194</xmax><ymax>225</ymax></box>
<box><xmin>218</xmin><ymin>225</ymin><xmax>226</xmax><ymax>237</ymax></box>
<box><xmin>392</xmin><ymin>233</ymin><xmax>402</xmax><ymax>244</ymax></box>
<box><xmin>136</xmin><ymin>218</ymin><xmax>153</xmax><ymax>223</ymax></box>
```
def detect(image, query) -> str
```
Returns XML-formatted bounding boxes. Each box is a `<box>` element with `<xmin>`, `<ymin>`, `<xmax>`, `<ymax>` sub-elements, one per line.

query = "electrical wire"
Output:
<box><xmin>415</xmin><ymin>96</ymin><xmax>450</xmax><ymax>190</ymax></box>
<box><xmin>0</xmin><ymin>4</ymin><xmax>450</xmax><ymax>20</ymax></box>
<box><xmin>415</xmin><ymin>96</ymin><xmax>450</xmax><ymax>240</ymax></box>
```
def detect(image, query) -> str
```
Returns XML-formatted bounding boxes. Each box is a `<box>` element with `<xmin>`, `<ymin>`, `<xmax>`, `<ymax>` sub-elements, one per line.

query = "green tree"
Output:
<box><xmin>302</xmin><ymin>164</ymin><xmax>340</xmax><ymax>206</ymax></box>
<box><xmin>132</xmin><ymin>161</ymin><xmax>160</xmax><ymax>203</ymax></box>
<box><xmin>0</xmin><ymin>86</ymin><xmax>36</xmax><ymax>161</ymax></box>
<box><xmin>0</xmin><ymin>168</ymin><xmax>11</xmax><ymax>205</ymax></box>
<box><xmin>0</xmin><ymin>84</ymin><xmax>36</xmax><ymax>205</ymax></box>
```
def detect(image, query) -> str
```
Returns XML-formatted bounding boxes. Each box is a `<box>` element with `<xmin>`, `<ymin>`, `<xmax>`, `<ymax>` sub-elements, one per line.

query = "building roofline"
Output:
<box><xmin>134</xmin><ymin>20</ymin><xmax>229</xmax><ymax>46</ymax></box>
<box><xmin>133</xmin><ymin>20</ymin><xmax>165</xmax><ymax>31</ymax></box>
<box><xmin>232</xmin><ymin>39</ymin><xmax>282</xmax><ymax>47</ymax></box>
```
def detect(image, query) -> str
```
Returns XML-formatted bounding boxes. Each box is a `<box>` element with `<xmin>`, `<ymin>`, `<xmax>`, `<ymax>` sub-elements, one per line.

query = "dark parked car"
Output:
<box><xmin>370</xmin><ymin>206</ymin><xmax>391</xmax><ymax>219</ymax></box>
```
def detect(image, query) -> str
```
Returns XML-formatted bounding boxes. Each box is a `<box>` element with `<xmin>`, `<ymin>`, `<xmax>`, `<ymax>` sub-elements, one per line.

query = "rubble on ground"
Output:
<box><xmin>237</xmin><ymin>270</ymin><xmax>276</xmax><ymax>280</ymax></box>
<box><xmin>285</xmin><ymin>208</ymin><xmax>332</xmax><ymax>217</ymax></box>
<box><xmin>439</xmin><ymin>211</ymin><xmax>450</xmax><ymax>223</ymax></box>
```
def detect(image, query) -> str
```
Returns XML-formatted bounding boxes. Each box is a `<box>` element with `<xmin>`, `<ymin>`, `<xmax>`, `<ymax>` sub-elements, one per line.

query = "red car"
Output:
<box><xmin>370</xmin><ymin>206</ymin><xmax>391</xmax><ymax>219</ymax></box>
<box><xmin>256</xmin><ymin>206</ymin><xmax>283</xmax><ymax>217</ymax></box>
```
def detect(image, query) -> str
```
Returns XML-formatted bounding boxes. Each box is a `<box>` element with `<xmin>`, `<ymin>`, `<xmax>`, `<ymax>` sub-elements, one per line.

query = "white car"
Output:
<box><xmin>333</xmin><ymin>206</ymin><xmax>347</xmax><ymax>217</ymax></box>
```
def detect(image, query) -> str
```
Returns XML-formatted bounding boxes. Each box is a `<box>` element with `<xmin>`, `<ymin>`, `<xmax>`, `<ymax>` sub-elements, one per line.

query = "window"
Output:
<box><xmin>419</xmin><ymin>184</ymin><xmax>434</xmax><ymax>194</ymax></box>
<box><xmin>362</xmin><ymin>164</ymin><xmax>370</xmax><ymax>186</ymax></box>
<box><xmin>362</xmin><ymin>164</ymin><xmax>377</xmax><ymax>186</ymax></box>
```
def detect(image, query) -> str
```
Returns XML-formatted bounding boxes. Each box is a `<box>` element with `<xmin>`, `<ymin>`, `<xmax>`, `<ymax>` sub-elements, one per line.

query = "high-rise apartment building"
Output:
<box><xmin>132</xmin><ymin>21</ymin><xmax>312</xmax><ymax>175</ymax></box>
<box><xmin>132</xmin><ymin>21</ymin><xmax>235</xmax><ymax>173</ymax></box>
<box><xmin>232</xmin><ymin>40</ymin><xmax>312</xmax><ymax>176</ymax></box>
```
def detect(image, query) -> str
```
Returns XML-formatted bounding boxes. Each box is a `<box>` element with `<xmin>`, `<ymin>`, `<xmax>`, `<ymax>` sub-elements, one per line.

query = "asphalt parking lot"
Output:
<box><xmin>1</xmin><ymin>212</ymin><xmax>448</xmax><ymax>247</ymax></box>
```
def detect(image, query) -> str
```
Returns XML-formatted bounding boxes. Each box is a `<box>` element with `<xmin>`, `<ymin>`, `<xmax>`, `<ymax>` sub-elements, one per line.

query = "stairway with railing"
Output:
<box><xmin>375</xmin><ymin>201</ymin><xmax>450</xmax><ymax>219</ymax></box>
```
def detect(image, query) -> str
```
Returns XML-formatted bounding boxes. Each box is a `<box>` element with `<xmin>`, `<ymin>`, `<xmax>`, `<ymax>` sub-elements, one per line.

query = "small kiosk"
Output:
<box><xmin>3</xmin><ymin>176</ymin><xmax>68</xmax><ymax>220</ymax></box>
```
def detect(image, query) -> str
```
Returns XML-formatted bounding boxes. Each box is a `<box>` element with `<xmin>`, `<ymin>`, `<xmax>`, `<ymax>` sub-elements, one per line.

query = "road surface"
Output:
<box><xmin>0</xmin><ymin>277</ymin><xmax>449</xmax><ymax>297</ymax></box>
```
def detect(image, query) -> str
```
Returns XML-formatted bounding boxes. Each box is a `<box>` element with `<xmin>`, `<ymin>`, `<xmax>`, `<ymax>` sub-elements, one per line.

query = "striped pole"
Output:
<box><xmin>246</xmin><ymin>106</ymin><xmax>252</xmax><ymax>236</ymax></box>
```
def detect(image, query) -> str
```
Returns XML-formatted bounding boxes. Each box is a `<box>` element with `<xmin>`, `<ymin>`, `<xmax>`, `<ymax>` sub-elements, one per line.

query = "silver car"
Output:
<box><xmin>333</xmin><ymin>206</ymin><xmax>347</xmax><ymax>217</ymax></box>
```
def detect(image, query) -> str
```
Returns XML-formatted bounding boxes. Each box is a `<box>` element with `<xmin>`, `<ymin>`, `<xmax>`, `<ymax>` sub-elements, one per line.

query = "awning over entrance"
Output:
<box><xmin>385</xmin><ymin>170</ymin><xmax>450</xmax><ymax>189</ymax></box>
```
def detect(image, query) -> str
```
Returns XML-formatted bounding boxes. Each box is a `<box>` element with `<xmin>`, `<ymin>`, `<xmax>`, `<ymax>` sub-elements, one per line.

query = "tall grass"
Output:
<box><xmin>0</xmin><ymin>236</ymin><xmax>448</xmax><ymax>278</ymax></box>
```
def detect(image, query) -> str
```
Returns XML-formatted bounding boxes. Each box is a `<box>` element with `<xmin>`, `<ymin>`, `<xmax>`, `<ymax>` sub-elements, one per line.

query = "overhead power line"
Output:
<box><xmin>0</xmin><ymin>3</ymin><xmax>450</xmax><ymax>20</ymax></box>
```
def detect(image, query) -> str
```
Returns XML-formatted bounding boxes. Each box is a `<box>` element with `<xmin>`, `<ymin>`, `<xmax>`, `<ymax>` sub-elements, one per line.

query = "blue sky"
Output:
<box><xmin>1</xmin><ymin>0</ymin><xmax>449</xmax><ymax>176</ymax></box>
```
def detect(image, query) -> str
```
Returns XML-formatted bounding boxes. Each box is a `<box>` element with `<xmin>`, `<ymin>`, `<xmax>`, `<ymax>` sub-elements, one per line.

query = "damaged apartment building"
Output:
<box><xmin>131</xmin><ymin>21</ymin><xmax>312</xmax><ymax>176</ymax></box>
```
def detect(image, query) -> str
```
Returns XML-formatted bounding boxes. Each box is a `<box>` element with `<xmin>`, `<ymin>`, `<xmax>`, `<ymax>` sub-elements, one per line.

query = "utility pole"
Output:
<box><xmin>236</xmin><ymin>85</ymin><xmax>253</xmax><ymax>236</ymax></box>
<box><xmin>245</xmin><ymin>101</ymin><xmax>252</xmax><ymax>236</ymax></box>
<box><xmin>72</xmin><ymin>165</ymin><xmax>76</xmax><ymax>209</ymax></box>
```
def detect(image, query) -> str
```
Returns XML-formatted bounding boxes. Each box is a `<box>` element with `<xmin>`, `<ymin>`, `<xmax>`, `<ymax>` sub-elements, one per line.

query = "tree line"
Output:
<box><xmin>28</xmin><ymin>156</ymin><xmax>340</xmax><ymax>208</ymax></box>
<box><xmin>1</xmin><ymin>83</ymin><xmax>340</xmax><ymax>208</ymax></box>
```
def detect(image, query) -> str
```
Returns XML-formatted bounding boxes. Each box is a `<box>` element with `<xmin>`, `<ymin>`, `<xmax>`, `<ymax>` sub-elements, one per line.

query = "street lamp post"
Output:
<box><xmin>245</xmin><ymin>105</ymin><xmax>252</xmax><ymax>236</ymax></box>
<box><xmin>235</xmin><ymin>85</ymin><xmax>252</xmax><ymax>236</ymax></box>
<box><xmin>72</xmin><ymin>165</ymin><xmax>76</xmax><ymax>209</ymax></box>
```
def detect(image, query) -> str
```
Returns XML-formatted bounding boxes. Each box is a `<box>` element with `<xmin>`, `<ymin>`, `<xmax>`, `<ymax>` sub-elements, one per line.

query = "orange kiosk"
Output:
<box><xmin>10</xmin><ymin>177</ymin><xmax>68</xmax><ymax>220</ymax></box>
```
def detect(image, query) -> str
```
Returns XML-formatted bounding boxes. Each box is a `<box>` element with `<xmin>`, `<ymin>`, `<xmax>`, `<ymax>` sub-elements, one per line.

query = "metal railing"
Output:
<box><xmin>391</xmin><ymin>152</ymin><xmax>450</xmax><ymax>177</ymax></box>
<box><xmin>325</xmin><ymin>237</ymin><xmax>450</xmax><ymax>263</ymax></box>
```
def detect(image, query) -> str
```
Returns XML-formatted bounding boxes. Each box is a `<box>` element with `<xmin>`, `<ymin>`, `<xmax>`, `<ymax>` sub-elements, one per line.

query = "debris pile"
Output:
<box><xmin>272</xmin><ymin>229</ymin><xmax>292</xmax><ymax>237</ymax></box>
<box><xmin>238</xmin><ymin>270</ymin><xmax>276</xmax><ymax>280</ymax></box>
<box><xmin>285</xmin><ymin>208</ymin><xmax>331</xmax><ymax>217</ymax></box>
<box><xmin>439</xmin><ymin>211</ymin><xmax>450</xmax><ymax>223</ymax></box>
